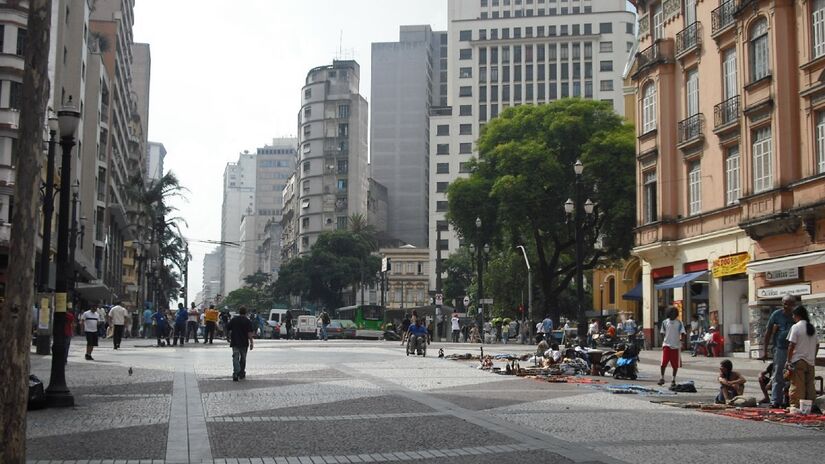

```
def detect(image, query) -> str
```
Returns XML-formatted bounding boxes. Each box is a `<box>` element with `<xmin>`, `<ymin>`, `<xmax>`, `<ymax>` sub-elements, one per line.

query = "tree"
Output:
<box><xmin>442</xmin><ymin>247</ymin><xmax>473</xmax><ymax>310</ymax></box>
<box><xmin>447</xmin><ymin>99</ymin><xmax>635</xmax><ymax>325</ymax></box>
<box><xmin>0</xmin><ymin>1</ymin><xmax>54</xmax><ymax>461</ymax></box>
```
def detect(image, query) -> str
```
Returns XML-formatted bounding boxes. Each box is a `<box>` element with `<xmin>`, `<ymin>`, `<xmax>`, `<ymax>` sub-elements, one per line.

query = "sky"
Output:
<box><xmin>133</xmin><ymin>0</ymin><xmax>449</xmax><ymax>304</ymax></box>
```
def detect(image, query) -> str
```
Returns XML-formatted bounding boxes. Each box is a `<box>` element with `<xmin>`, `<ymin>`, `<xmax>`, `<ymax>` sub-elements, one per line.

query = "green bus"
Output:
<box><xmin>335</xmin><ymin>304</ymin><xmax>384</xmax><ymax>330</ymax></box>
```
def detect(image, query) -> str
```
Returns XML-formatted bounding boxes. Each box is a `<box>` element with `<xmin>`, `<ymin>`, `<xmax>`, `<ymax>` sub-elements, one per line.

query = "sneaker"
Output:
<box><xmin>657</xmin><ymin>378</ymin><xmax>665</xmax><ymax>386</ymax></box>
<box><xmin>85</xmin><ymin>354</ymin><xmax>93</xmax><ymax>361</ymax></box>
<box><xmin>671</xmin><ymin>380</ymin><xmax>677</xmax><ymax>388</ymax></box>
<box><xmin>232</xmin><ymin>375</ymin><xmax>239</xmax><ymax>382</ymax></box>
<box><xmin>239</xmin><ymin>372</ymin><xmax>246</xmax><ymax>380</ymax></box>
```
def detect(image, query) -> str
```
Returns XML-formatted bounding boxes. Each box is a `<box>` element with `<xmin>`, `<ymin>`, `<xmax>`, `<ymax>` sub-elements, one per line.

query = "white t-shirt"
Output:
<box><xmin>451</xmin><ymin>316</ymin><xmax>460</xmax><ymax>331</ymax></box>
<box><xmin>788</xmin><ymin>320</ymin><xmax>820</xmax><ymax>365</ymax></box>
<box><xmin>188</xmin><ymin>309</ymin><xmax>199</xmax><ymax>322</ymax></box>
<box><xmin>660</xmin><ymin>318</ymin><xmax>685</xmax><ymax>349</ymax></box>
<box><xmin>109</xmin><ymin>305</ymin><xmax>128</xmax><ymax>325</ymax></box>
<box><xmin>82</xmin><ymin>310</ymin><xmax>100</xmax><ymax>333</ymax></box>
<box><xmin>588</xmin><ymin>322</ymin><xmax>598</xmax><ymax>335</ymax></box>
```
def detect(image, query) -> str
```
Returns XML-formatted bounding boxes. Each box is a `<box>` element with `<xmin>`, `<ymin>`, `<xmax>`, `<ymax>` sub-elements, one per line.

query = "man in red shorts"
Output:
<box><xmin>658</xmin><ymin>306</ymin><xmax>686</xmax><ymax>387</ymax></box>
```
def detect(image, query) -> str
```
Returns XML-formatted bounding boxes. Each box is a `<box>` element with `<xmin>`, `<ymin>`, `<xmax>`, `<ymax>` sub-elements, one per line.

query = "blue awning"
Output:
<box><xmin>655</xmin><ymin>271</ymin><xmax>707</xmax><ymax>290</ymax></box>
<box><xmin>622</xmin><ymin>282</ymin><xmax>643</xmax><ymax>301</ymax></box>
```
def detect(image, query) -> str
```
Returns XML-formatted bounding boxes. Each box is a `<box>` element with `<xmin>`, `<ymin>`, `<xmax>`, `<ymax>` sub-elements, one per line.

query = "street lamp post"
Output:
<box><xmin>516</xmin><ymin>245</ymin><xmax>532</xmax><ymax>339</ymax></box>
<box><xmin>45</xmin><ymin>98</ymin><xmax>81</xmax><ymax>407</ymax></box>
<box><xmin>564</xmin><ymin>160</ymin><xmax>595</xmax><ymax>346</ymax></box>
<box><xmin>599</xmin><ymin>283</ymin><xmax>604</xmax><ymax>318</ymax></box>
<box><xmin>35</xmin><ymin>116</ymin><xmax>60</xmax><ymax>355</ymax></box>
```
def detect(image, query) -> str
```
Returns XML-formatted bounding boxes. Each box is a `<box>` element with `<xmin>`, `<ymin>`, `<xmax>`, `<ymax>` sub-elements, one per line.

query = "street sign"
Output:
<box><xmin>480</xmin><ymin>298</ymin><xmax>494</xmax><ymax>304</ymax></box>
<box><xmin>435</xmin><ymin>293</ymin><xmax>443</xmax><ymax>305</ymax></box>
<box><xmin>463</xmin><ymin>296</ymin><xmax>470</xmax><ymax>306</ymax></box>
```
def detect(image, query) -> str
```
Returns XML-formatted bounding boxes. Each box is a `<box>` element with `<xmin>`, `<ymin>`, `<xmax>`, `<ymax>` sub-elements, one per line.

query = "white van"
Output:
<box><xmin>267</xmin><ymin>309</ymin><xmax>289</xmax><ymax>339</ymax></box>
<box><xmin>294</xmin><ymin>315</ymin><xmax>317</xmax><ymax>340</ymax></box>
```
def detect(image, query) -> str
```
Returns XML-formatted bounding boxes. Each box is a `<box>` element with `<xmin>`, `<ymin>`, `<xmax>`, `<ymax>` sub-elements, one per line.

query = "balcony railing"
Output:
<box><xmin>714</xmin><ymin>95</ymin><xmax>740</xmax><ymax>128</ymax></box>
<box><xmin>677</xmin><ymin>113</ymin><xmax>705</xmax><ymax>145</ymax></box>
<box><xmin>676</xmin><ymin>22</ymin><xmax>701</xmax><ymax>57</ymax></box>
<box><xmin>711</xmin><ymin>0</ymin><xmax>736</xmax><ymax>35</ymax></box>
<box><xmin>633</xmin><ymin>42</ymin><xmax>674</xmax><ymax>78</ymax></box>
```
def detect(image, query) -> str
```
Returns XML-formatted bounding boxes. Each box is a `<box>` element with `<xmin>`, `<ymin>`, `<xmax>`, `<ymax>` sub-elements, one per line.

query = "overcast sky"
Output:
<box><xmin>133</xmin><ymin>0</ymin><xmax>449</xmax><ymax>303</ymax></box>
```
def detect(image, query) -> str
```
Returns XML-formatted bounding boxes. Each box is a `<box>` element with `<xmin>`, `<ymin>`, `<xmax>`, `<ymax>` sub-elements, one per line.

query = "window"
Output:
<box><xmin>752</xmin><ymin>127</ymin><xmax>773</xmax><ymax>193</ymax></box>
<box><xmin>436</xmin><ymin>143</ymin><xmax>449</xmax><ymax>155</ymax></box>
<box><xmin>600</xmin><ymin>61</ymin><xmax>613</xmax><ymax>72</ymax></box>
<box><xmin>337</xmin><ymin>217</ymin><xmax>348</xmax><ymax>230</ymax></box>
<box><xmin>814</xmin><ymin>0</ymin><xmax>825</xmax><ymax>58</ymax></box>
<box><xmin>303</xmin><ymin>124</ymin><xmax>311</xmax><ymax>137</ymax></box>
<box><xmin>460</xmin><ymin>67</ymin><xmax>472</xmax><ymax>78</ymax></box>
<box><xmin>652</xmin><ymin>3</ymin><xmax>664</xmax><ymax>40</ymax></box>
<box><xmin>459</xmin><ymin>86</ymin><xmax>472</xmax><ymax>97</ymax></box>
<box><xmin>302</xmin><ymin>161</ymin><xmax>310</xmax><ymax>173</ymax></box>
<box><xmin>600</xmin><ymin>80</ymin><xmax>614</xmax><ymax>91</ymax></box>
<box><xmin>436</xmin><ymin>182</ymin><xmax>449</xmax><ymax>193</ymax></box>
<box><xmin>626</xmin><ymin>22</ymin><xmax>635</xmax><ymax>35</ymax></box>
<box><xmin>9</xmin><ymin>81</ymin><xmax>23</xmax><ymax>110</ymax></box>
<box><xmin>337</xmin><ymin>179</ymin><xmax>347</xmax><ymax>191</ymax></box>
<box><xmin>460</xmin><ymin>30</ymin><xmax>472</xmax><ymax>41</ymax></box>
<box><xmin>0</xmin><ymin>25</ymin><xmax>4</xmax><ymax>53</ymax></box>
<box><xmin>302</xmin><ymin>180</ymin><xmax>310</xmax><ymax>194</ymax></box>
<box><xmin>436</xmin><ymin>163</ymin><xmax>450</xmax><ymax>174</ymax></box>
<box><xmin>817</xmin><ymin>112</ymin><xmax>825</xmax><ymax>173</ymax></box>
<box><xmin>599</xmin><ymin>23</ymin><xmax>613</xmax><ymax>34</ymax></box>
<box><xmin>599</xmin><ymin>41</ymin><xmax>613</xmax><ymax>53</ymax></box>
<box><xmin>459</xmin><ymin>48</ymin><xmax>472</xmax><ymax>60</ymax></box>
<box><xmin>16</xmin><ymin>28</ymin><xmax>26</xmax><ymax>56</ymax></box>
<box><xmin>459</xmin><ymin>143</ymin><xmax>472</xmax><ymax>154</ymax></box>
<box><xmin>459</xmin><ymin>124</ymin><xmax>472</xmax><ymax>135</ymax></box>
<box><xmin>749</xmin><ymin>18</ymin><xmax>770</xmax><ymax>82</ymax></box>
<box><xmin>459</xmin><ymin>162</ymin><xmax>472</xmax><ymax>173</ymax></box>
<box><xmin>607</xmin><ymin>277</ymin><xmax>616</xmax><ymax>305</ymax></box>
<box><xmin>686</xmin><ymin>68</ymin><xmax>699</xmax><ymax>116</ymax></box>
<box><xmin>437</xmin><ymin>125</ymin><xmax>449</xmax><ymax>136</ymax></box>
<box><xmin>459</xmin><ymin>105</ymin><xmax>472</xmax><ymax>116</ymax></box>
<box><xmin>725</xmin><ymin>146</ymin><xmax>741</xmax><ymax>205</ymax></box>
<box><xmin>436</xmin><ymin>201</ymin><xmax>448</xmax><ymax>212</ymax></box>
<box><xmin>688</xmin><ymin>161</ymin><xmax>701</xmax><ymax>215</ymax></box>
<box><xmin>337</xmin><ymin>159</ymin><xmax>348</xmax><ymax>173</ymax></box>
<box><xmin>301</xmin><ymin>217</ymin><xmax>309</xmax><ymax>229</ymax></box>
<box><xmin>722</xmin><ymin>48</ymin><xmax>738</xmax><ymax>100</ymax></box>
<box><xmin>303</xmin><ymin>106</ymin><xmax>311</xmax><ymax>119</ymax></box>
<box><xmin>642</xmin><ymin>83</ymin><xmax>657</xmax><ymax>133</ymax></box>
<box><xmin>338</xmin><ymin>104</ymin><xmax>350</xmax><ymax>118</ymax></box>
<box><xmin>643</xmin><ymin>171</ymin><xmax>657</xmax><ymax>223</ymax></box>
<box><xmin>304</xmin><ymin>88</ymin><xmax>311</xmax><ymax>99</ymax></box>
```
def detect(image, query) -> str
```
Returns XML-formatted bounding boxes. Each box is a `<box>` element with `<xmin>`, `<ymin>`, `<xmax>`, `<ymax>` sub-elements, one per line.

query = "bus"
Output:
<box><xmin>335</xmin><ymin>304</ymin><xmax>384</xmax><ymax>330</ymax></box>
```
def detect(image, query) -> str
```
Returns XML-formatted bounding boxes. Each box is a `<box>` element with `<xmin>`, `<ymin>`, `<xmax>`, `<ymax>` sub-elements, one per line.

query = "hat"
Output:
<box><xmin>606</xmin><ymin>322</ymin><xmax>612</xmax><ymax>326</ymax></box>
<box><xmin>709</xmin><ymin>326</ymin><xmax>717</xmax><ymax>331</ymax></box>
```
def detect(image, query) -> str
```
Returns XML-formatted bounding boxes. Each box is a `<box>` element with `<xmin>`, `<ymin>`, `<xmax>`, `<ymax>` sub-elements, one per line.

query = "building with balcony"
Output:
<box><xmin>629</xmin><ymin>0</ymin><xmax>825</xmax><ymax>354</ymax></box>
<box><xmin>254</xmin><ymin>138</ymin><xmax>296</xmax><ymax>276</ymax></box>
<box><xmin>220</xmin><ymin>152</ymin><xmax>256</xmax><ymax>295</ymax></box>
<box><xmin>428</xmin><ymin>0</ymin><xmax>637</xmax><ymax>291</ymax></box>
<box><xmin>380</xmin><ymin>245</ymin><xmax>431</xmax><ymax>311</ymax></box>
<box><xmin>294</xmin><ymin>60</ymin><xmax>370</xmax><ymax>254</ymax></box>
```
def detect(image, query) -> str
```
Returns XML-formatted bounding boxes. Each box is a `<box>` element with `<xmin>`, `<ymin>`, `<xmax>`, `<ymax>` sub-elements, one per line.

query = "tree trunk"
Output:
<box><xmin>0</xmin><ymin>1</ymin><xmax>54</xmax><ymax>462</ymax></box>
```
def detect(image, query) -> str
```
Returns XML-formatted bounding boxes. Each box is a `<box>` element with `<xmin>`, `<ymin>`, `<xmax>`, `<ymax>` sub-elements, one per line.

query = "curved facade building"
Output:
<box><xmin>296</xmin><ymin>60</ymin><xmax>369</xmax><ymax>254</ymax></box>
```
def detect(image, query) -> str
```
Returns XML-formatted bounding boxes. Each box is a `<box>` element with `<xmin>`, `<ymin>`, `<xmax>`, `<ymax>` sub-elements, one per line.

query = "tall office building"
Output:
<box><xmin>371</xmin><ymin>26</ymin><xmax>447</xmax><ymax>247</ymax></box>
<box><xmin>428</xmin><ymin>0</ymin><xmax>636</xmax><ymax>289</ymax></box>
<box><xmin>201</xmin><ymin>249</ymin><xmax>222</xmax><ymax>305</ymax></box>
<box><xmin>220</xmin><ymin>152</ymin><xmax>256</xmax><ymax>295</ymax></box>
<box><xmin>146</xmin><ymin>142</ymin><xmax>166</xmax><ymax>182</ymax></box>
<box><xmin>255</xmin><ymin>138</ymin><xmax>296</xmax><ymax>276</ymax></box>
<box><xmin>295</xmin><ymin>60</ymin><xmax>370</xmax><ymax>254</ymax></box>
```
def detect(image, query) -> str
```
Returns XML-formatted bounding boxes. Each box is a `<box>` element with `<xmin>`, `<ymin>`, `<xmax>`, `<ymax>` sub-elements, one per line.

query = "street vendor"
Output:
<box><xmin>536</xmin><ymin>337</ymin><xmax>549</xmax><ymax>357</ymax></box>
<box><xmin>716</xmin><ymin>359</ymin><xmax>746</xmax><ymax>404</ymax></box>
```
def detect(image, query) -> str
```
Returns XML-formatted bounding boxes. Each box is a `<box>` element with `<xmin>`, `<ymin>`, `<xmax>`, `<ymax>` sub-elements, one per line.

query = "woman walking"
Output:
<box><xmin>786</xmin><ymin>305</ymin><xmax>820</xmax><ymax>409</ymax></box>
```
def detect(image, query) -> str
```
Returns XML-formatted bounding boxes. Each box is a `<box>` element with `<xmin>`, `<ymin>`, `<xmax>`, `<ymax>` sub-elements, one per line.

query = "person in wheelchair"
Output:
<box><xmin>407</xmin><ymin>319</ymin><xmax>429</xmax><ymax>354</ymax></box>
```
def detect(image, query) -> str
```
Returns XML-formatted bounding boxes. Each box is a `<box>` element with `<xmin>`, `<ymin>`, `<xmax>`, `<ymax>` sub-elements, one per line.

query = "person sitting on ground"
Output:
<box><xmin>545</xmin><ymin>343</ymin><xmax>563</xmax><ymax>364</ymax></box>
<box><xmin>536</xmin><ymin>337</ymin><xmax>549</xmax><ymax>358</ymax></box>
<box><xmin>469</xmin><ymin>324</ymin><xmax>481</xmax><ymax>343</ymax></box>
<box><xmin>716</xmin><ymin>359</ymin><xmax>747</xmax><ymax>404</ymax></box>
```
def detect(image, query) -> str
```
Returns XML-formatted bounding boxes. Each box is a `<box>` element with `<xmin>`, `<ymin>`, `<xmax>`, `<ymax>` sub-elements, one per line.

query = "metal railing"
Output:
<box><xmin>676</xmin><ymin>22</ymin><xmax>701</xmax><ymax>56</ymax></box>
<box><xmin>635</xmin><ymin>42</ymin><xmax>672</xmax><ymax>75</ymax></box>
<box><xmin>677</xmin><ymin>113</ymin><xmax>704</xmax><ymax>145</ymax></box>
<box><xmin>714</xmin><ymin>95</ymin><xmax>740</xmax><ymax>128</ymax></box>
<box><xmin>711</xmin><ymin>0</ymin><xmax>736</xmax><ymax>35</ymax></box>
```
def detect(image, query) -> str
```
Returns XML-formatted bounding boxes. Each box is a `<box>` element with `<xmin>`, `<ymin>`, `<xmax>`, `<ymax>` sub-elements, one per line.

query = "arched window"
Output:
<box><xmin>642</xmin><ymin>82</ymin><xmax>657</xmax><ymax>133</ymax></box>
<box><xmin>607</xmin><ymin>276</ymin><xmax>616</xmax><ymax>305</ymax></box>
<box><xmin>814</xmin><ymin>0</ymin><xmax>825</xmax><ymax>58</ymax></box>
<box><xmin>749</xmin><ymin>18</ymin><xmax>770</xmax><ymax>82</ymax></box>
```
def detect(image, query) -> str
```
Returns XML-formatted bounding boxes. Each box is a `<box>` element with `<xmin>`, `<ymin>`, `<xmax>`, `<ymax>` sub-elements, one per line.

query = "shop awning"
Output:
<box><xmin>622</xmin><ymin>282</ymin><xmax>643</xmax><ymax>301</ymax></box>
<box><xmin>75</xmin><ymin>282</ymin><xmax>117</xmax><ymax>303</ymax></box>
<box><xmin>654</xmin><ymin>271</ymin><xmax>707</xmax><ymax>290</ymax></box>
<box><xmin>746</xmin><ymin>250</ymin><xmax>825</xmax><ymax>274</ymax></box>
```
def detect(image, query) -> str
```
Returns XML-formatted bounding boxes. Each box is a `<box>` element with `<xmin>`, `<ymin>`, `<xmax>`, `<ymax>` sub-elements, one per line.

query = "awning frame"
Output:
<box><xmin>654</xmin><ymin>271</ymin><xmax>708</xmax><ymax>290</ymax></box>
<box><xmin>746</xmin><ymin>250</ymin><xmax>825</xmax><ymax>274</ymax></box>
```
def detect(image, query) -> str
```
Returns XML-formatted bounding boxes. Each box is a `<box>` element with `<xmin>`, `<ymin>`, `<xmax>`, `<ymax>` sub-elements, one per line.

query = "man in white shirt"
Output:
<box><xmin>186</xmin><ymin>302</ymin><xmax>201</xmax><ymax>343</ymax></box>
<box><xmin>81</xmin><ymin>307</ymin><xmax>101</xmax><ymax>360</ymax></box>
<box><xmin>107</xmin><ymin>302</ymin><xmax>129</xmax><ymax>350</ymax></box>
<box><xmin>658</xmin><ymin>306</ymin><xmax>686</xmax><ymax>387</ymax></box>
<box><xmin>451</xmin><ymin>313</ymin><xmax>461</xmax><ymax>343</ymax></box>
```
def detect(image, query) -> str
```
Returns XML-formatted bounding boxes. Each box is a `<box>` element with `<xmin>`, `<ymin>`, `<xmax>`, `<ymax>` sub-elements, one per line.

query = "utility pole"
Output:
<box><xmin>35</xmin><ymin>119</ymin><xmax>58</xmax><ymax>355</ymax></box>
<box><xmin>435</xmin><ymin>225</ymin><xmax>444</xmax><ymax>342</ymax></box>
<box><xmin>183</xmin><ymin>242</ymin><xmax>189</xmax><ymax>307</ymax></box>
<box><xmin>0</xmin><ymin>1</ymin><xmax>55</xmax><ymax>460</ymax></box>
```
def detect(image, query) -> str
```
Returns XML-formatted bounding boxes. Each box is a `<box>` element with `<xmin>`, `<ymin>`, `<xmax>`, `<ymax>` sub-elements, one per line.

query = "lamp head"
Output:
<box><xmin>483</xmin><ymin>244</ymin><xmax>490</xmax><ymax>254</ymax></box>
<box><xmin>475</xmin><ymin>217</ymin><xmax>482</xmax><ymax>228</ymax></box>
<box><xmin>47</xmin><ymin>115</ymin><xmax>59</xmax><ymax>134</ymax></box>
<box><xmin>584</xmin><ymin>199</ymin><xmax>595</xmax><ymax>214</ymax></box>
<box><xmin>469</xmin><ymin>244</ymin><xmax>476</xmax><ymax>253</ymax></box>
<box><xmin>57</xmin><ymin>96</ymin><xmax>81</xmax><ymax>139</ymax></box>
<box><xmin>564</xmin><ymin>198</ymin><xmax>574</xmax><ymax>214</ymax></box>
<box><xmin>573</xmin><ymin>159</ymin><xmax>584</xmax><ymax>176</ymax></box>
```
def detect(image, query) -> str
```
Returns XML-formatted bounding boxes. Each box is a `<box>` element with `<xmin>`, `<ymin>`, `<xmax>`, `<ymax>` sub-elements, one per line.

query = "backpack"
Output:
<box><xmin>321</xmin><ymin>312</ymin><xmax>330</xmax><ymax>324</ymax></box>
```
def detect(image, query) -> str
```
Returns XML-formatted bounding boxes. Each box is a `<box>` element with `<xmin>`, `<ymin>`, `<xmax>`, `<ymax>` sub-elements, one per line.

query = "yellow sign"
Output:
<box><xmin>55</xmin><ymin>292</ymin><xmax>67</xmax><ymax>313</ymax></box>
<box><xmin>712</xmin><ymin>253</ymin><xmax>750</xmax><ymax>278</ymax></box>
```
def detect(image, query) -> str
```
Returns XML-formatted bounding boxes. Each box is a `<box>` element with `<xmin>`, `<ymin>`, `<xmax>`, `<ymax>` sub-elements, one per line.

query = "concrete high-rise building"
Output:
<box><xmin>295</xmin><ymin>60</ymin><xmax>370</xmax><ymax>254</ymax></box>
<box><xmin>255</xmin><ymin>138</ymin><xmax>296</xmax><ymax>276</ymax></box>
<box><xmin>371</xmin><ymin>26</ymin><xmax>447</xmax><ymax>247</ymax></box>
<box><xmin>201</xmin><ymin>249</ymin><xmax>222</xmax><ymax>305</ymax></box>
<box><xmin>428</xmin><ymin>0</ymin><xmax>637</xmax><ymax>289</ymax></box>
<box><xmin>221</xmin><ymin>152</ymin><xmax>256</xmax><ymax>295</ymax></box>
<box><xmin>146</xmin><ymin>142</ymin><xmax>166</xmax><ymax>182</ymax></box>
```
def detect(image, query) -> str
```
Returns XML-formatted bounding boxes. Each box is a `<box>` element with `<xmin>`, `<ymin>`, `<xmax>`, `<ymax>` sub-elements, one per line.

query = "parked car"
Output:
<box><xmin>315</xmin><ymin>319</ymin><xmax>357</xmax><ymax>339</ymax></box>
<box><xmin>293</xmin><ymin>315</ymin><xmax>317</xmax><ymax>340</ymax></box>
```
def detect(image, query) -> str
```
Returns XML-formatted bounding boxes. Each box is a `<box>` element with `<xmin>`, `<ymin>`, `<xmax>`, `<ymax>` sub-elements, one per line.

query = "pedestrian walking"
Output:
<box><xmin>501</xmin><ymin>321</ymin><xmax>510</xmax><ymax>344</ymax></box>
<box><xmin>759</xmin><ymin>294</ymin><xmax>796</xmax><ymax>408</ymax></box>
<box><xmin>186</xmin><ymin>302</ymin><xmax>200</xmax><ymax>343</ymax></box>
<box><xmin>152</xmin><ymin>307</ymin><xmax>170</xmax><ymax>347</ymax></box>
<box><xmin>204</xmin><ymin>304</ymin><xmax>219</xmax><ymax>344</ymax></box>
<box><xmin>451</xmin><ymin>312</ymin><xmax>461</xmax><ymax>343</ymax></box>
<box><xmin>173</xmin><ymin>303</ymin><xmax>188</xmax><ymax>346</ymax></box>
<box><xmin>541</xmin><ymin>316</ymin><xmax>553</xmax><ymax>341</ymax></box>
<box><xmin>227</xmin><ymin>306</ymin><xmax>254</xmax><ymax>381</ymax></box>
<box><xmin>219</xmin><ymin>310</ymin><xmax>231</xmax><ymax>338</ymax></box>
<box><xmin>81</xmin><ymin>307</ymin><xmax>101</xmax><ymax>360</ymax></box>
<box><xmin>658</xmin><ymin>306</ymin><xmax>686</xmax><ymax>387</ymax></box>
<box><xmin>108</xmin><ymin>302</ymin><xmax>128</xmax><ymax>350</ymax></box>
<box><xmin>319</xmin><ymin>310</ymin><xmax>330</xmax><ymax>341</ymax></box>
<box><xmin>142</xmin><ymin>305</ymin><xmax>153</xmax><ymax>338</ymax></box>
<box><xmin>284</xmin><ymin>309</ymin><xmax>293</xmax><ymax>339</ymax></box>
<box><xmin>786</xmin><ymin>305</ymin><xmax>820</xmax><ymax>409</ymax></box>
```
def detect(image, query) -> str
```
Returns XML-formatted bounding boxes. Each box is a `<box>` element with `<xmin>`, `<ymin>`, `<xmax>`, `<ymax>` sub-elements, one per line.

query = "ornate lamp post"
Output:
<box><xmin>564</xmin><ymin>160</ymin><xmax>595</xmax><ymax>345</ymax></box>
<box><xmin>35</xmin><ymin>115</ymin><xmax>59</xmax><ymax>355</ymax></box>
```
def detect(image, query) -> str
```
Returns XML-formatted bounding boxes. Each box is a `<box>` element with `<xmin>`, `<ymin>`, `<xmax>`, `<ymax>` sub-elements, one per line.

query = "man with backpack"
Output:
<box><xmin>658</xmin><ymin>306</ymin><xmax>686</xmax><ymax>387</ymax></box>
<box><xmin>319</xmin><ymin>310</ymin><xmax>331</xmax><ymax>341</ymax></box>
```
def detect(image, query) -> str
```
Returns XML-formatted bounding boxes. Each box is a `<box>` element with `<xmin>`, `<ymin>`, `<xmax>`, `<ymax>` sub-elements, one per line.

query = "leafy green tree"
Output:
<box><xmin>442</xmin><ymin>247</ymin><xmax>474</xmax><ymax>310</ymax></box>
<box><xmin>447</xmin><ymin>99</ymin><xmax>635</xmax><ymax>325</ymax></box>
<box><xmin>483</xmin><ymin>247</ymin><xmax>528</xmax><ymax>320</ymax></box>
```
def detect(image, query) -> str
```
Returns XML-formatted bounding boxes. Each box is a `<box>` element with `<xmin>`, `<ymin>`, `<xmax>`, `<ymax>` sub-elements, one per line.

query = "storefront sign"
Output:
<box><xmin>765</xmin><ymin>268</ymin><xmax>799</xmax><ymax>282</ymax></box>
<box><xmin>756</xmin><ymin>283</ymin><xmax>811</xmax><ymax>299</ymax></box>
<box><xmin>712</xmin><ymin>253</ymin><xmax>750</xmax><ymax>278</ymax></box>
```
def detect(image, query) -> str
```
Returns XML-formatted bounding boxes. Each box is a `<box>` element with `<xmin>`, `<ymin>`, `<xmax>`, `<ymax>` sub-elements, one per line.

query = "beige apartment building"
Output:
<box><xmin>630</xmin><ymin>0</ymin><xmax>825</xmax><ymax>354</ymax></box>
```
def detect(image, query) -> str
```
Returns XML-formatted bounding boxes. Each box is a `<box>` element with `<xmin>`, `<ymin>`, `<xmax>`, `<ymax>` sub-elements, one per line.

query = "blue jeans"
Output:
<box><xmin>232</xmin><ymin>346</ymin><xmax>248</xmax><ymax>376</ymax></box>
<box><xmin>320</xmin><ymin>323</ymin><xmax>328</xmax><ymax>340</ymax></box>
<box><xmin>771</xmin><ymin>347</ymin><xmax>788</xmax><ymax>406</ymax></box>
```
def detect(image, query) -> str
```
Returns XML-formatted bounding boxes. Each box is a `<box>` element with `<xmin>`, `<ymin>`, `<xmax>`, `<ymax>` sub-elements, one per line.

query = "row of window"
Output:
<box><xmin>473</xmin><ymin>44</ymin><xmax>617</xmax><ymax>72</ymax></box>
<box><xmin>435</xmin><ymin>142</ymin><xmax>473</xmax><ymax>155</ymax></box>
<box><xmin>459</xmin><ymin>21</ymin><xmax>630</xmax><ymax>43</ymax></box>
<box><xmin>479</xmin><ymin>5</ymin><xmax>595</xmax><ymax>19</ymax></box>
<box><xmin>435</xmin><ymin>162</ymin><xmax>473</xmax><ymax>177</ymax></box>
<box><xmin>436</xmin><ymin>123</ymin><xmax>474</xmax><ymax>136</ymax></box>
<box><xmin>0</xmin><ymin>25</ymin><xmax>27</xmax><ymax>57</ymax></box>
<box><xmin>476</xmin><ymin>63</ymin><xmax>608</xmax><ymax>85</ymax></box>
